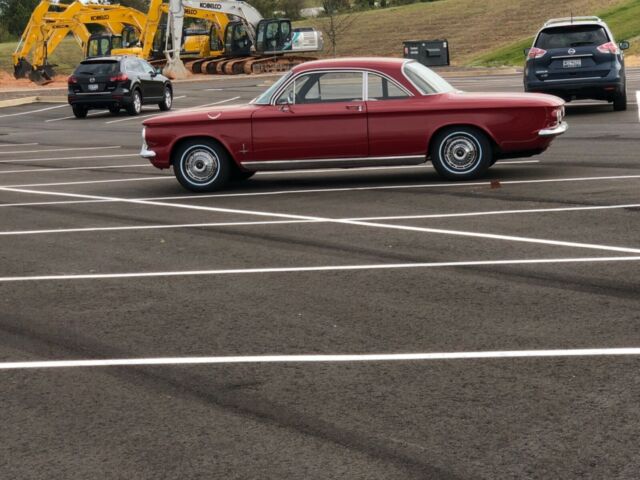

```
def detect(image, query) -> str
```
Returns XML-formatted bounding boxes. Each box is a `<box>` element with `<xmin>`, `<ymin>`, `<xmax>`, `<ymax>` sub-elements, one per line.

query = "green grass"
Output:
<box><xmin>0</xmin><ymin>36</ymin><xmax>84</xmax><ymax>77</ymax></box>
<box><xmin>472</xmin><ymin>0</ymin><xmax>640</xmax><ymax>66</ymax></box>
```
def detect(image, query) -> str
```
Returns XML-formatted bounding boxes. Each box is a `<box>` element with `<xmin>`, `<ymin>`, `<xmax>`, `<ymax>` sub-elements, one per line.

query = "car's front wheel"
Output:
<box><xmin>159</xmin><ymin>86</ymin><xmax>173</xmax><ymax>111</ymax></box>
<box><xmin>126</xmin><ymin>89</ymin><xmax>142</xmax><ymax>116</ymax></box>
<box><xmin>72</xmin><ymin>105</ymin><xmax>88</xmax><ymax>119</ymax></box>
<box><xmin>430</xmin><ymin>126</ymin><xmax>492</xmax><ymax>180</ymax></box>
<box><xmin>173</xmin><ymin>139</ymin><xmax>231</xmax><ymax>192</ymax></box>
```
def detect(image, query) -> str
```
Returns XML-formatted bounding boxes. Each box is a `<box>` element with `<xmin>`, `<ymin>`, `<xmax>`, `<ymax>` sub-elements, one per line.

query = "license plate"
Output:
<box><xmin>88</xmin><ymin>84</ymin><xmax>99</xmax><ymax>91</ymax></box>
<box><xmin>563</xmin><ymin>59</ymin><xmax>581</xmax><ymax>68</ymax></box>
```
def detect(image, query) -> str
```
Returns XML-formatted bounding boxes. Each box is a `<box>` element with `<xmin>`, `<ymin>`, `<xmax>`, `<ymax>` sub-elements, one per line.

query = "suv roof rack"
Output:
<box><xmin>544</xmin><ymin>16</ymin><xmax>602</xmax><ymax>26</ymax></box>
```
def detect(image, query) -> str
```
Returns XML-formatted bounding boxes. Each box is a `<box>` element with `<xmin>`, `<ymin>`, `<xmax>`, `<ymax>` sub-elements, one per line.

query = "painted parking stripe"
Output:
<box><xmin>1</xmin><ymin>173</ymin><xmax>640</xmax><ymax>205</ymax></box>
<box><xmin>0</xmin><ymin>104</ymin><xmax>67</xmax><ymax>118</ymax></box>
<box><xmin>0</xmin><ymin>146</ymin><xmax>121</xmax><ymax>156</ymax></box>
<box><xmin>0</xmin><ymin>256</ymin><xmax>637</xmax><ymax>283</ymax></box>
<box><xmin>45</xmin><ymin>110</ymin><xmax>108</xmax><ymax>123</ymax></box>
<box><xmin>0</xmin><ymin>143</ymin><xmax>39</xmax><ymax>148</ymax></box>
<box><xmin>1</xmin><ymin>203</ymin><xmax>638</xmax><ymax>237</ymax></box>
<box><xmin>3</xmin><ymin>186</ymin><xmax>640</xmax><ymax>256</ymax></box>
<box><xmin>637</xmin><ymin>91</ymin><xmax>640</xmax><ymax>122</ymax></box>
<box><xmin>0</xmin><ymin>164</ymin><xmax>150</xmax><ymax>175</ymax></box>
<box><xmin>105</xmin><ymin>97</ymin><xmax>242</xmax><ymax>124</ymax></box>
<box><xmin>0</xmin><ymin>153</ymin><xmax>139</xmax><ymax>164</ymax></box>
<box><xmin>3</xmin><ymin>346</ymin><xmax>640</xmax><ymax>370</ymax></box>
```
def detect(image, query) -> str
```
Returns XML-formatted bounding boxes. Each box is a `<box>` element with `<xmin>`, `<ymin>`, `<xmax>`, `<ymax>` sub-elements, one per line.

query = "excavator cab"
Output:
<box><xmin>86</xmin><ymin>33</ymin><xmax>123</xmax><ymax>58</ymax></box>
<box><xmin>255</xmin><ymin>19</ymin><xmax>292</xmax><ymax>54</ymax></box>
<box><xmin>209</xmin><ymin>23</ymin><xmax>224</xmax><ymax>54</ymax></box>
<box><xmin>224</xmin><ymin>21</ymin><xmax>252</xmax><ymax>56</ymax></box>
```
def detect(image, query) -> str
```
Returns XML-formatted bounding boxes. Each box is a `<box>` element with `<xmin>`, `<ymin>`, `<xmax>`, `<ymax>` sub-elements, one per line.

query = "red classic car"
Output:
<box><xmin>141</xmin><ymin>57</ymin><xmax>567</xmax><ymax>192</ymax></box>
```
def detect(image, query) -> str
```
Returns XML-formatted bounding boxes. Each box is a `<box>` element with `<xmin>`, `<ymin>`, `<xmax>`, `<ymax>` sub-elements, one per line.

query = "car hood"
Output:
<box><xmin>143</xmin><ymin>103</ymin><xmax>257</xmax><ymax>127</ymax></box>
<box><xmin>446</xmin><ymin>91</ymin><xmax>564</xmax><ymax>108</ymax></box>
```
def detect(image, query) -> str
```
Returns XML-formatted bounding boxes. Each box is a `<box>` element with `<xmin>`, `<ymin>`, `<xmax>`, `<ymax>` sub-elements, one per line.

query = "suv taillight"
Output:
<box><xmin>528</xmin><ymin>47</ymin><xmax>547</xmax><ymax>59</ymax></box>
<box><xmin>597</xmin><ymin>42</ymin><xmax>620</xmax><ymax>54</ymax></box>
<box><xmin>109</xmin><ymin>73</ymin><xmax>129</xmax><ymax>82</ymax></box>
<box><xmin>67</xmin><ymin>75</ymin><xmax>78</xmax><ymax>85</ymax></box>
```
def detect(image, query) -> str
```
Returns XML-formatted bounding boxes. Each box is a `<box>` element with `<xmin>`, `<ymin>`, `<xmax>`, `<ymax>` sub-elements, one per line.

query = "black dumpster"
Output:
<box><xmin>403</xmin><ymin>40</ymin><xmax>450</xmax><ymax>67</ymax></box>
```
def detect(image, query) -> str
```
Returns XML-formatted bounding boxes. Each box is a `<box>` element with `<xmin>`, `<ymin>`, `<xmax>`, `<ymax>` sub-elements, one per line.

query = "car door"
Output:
<box><xmin>131</xmin><ymin>59</ymin><xmax>156</xmax><ymax>101</ymax></box>
<box><xmin>139</xmin><ymin>59</ymin><xmax>164</xmax><ymax>99</ymax></box>
<box><xmin>365</xmin><ymin>72</ymin><xmax>428</xmax><ymax>157</ymax></box>
<box><xmin>249</xmin><ymin>71</ymin><xmax>368</xmax><ymax>163</ymax></box>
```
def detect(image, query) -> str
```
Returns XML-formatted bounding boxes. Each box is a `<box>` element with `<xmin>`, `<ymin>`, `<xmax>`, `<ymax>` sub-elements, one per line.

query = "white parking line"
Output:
<box><xmin>0</xmin><ymin>164</ymin><xmax>150</xmax><ymax>175</ymax></box>
<box><xmin>636</xmin><ymin>91</ymin><xmax>640</xmax><ymax>122</ymax></box>
<box><xmin>0</xmin><ymin>104</ymin><xmax>67</xmax><ymax>118</ymax></box>
<box><xmin>1</xmin><ymin>173</ymin><xmax>639</xmax><ymax>205</ymax></box>
<box><xmin>3</xmin><ymin>346</ymin><xmax>640</xmax><ymax>370</ymax></box>
<box><xmin>104</xmin><ymin>97</ymin><xmax>241</xmax><ymax>124</ymax></box>
<box><xmin>45</xmin><ymin>110</ymin><xmax>108</xmax><ymax>123</ymax></box>
<box><xmin>1</xmin><ymin>203</ymin><xmax>638</xmax><ymax>236</ymax></box>
<box><xmin>0</xmin><ymin>143</ymin><xmax>39</xmax><ymax>148</ymax></box>
<box><xmin>3</xmin><ymin>186</ymin><xmax>640</xmax><ymax>256</ymax></box>
<box><xmin>0</xmin><ymin>146</ymin><xmax>121</xmax><ymax>156</ymax></box>
<box><xmin>0</xmin><ymin>256</ymin><xmax>637</xmax><ymax>283</ymax></box>
<box><xmin>0</xmin><ymin>153</ymin><xmax>139</xmax><ymax>164</ymax></box>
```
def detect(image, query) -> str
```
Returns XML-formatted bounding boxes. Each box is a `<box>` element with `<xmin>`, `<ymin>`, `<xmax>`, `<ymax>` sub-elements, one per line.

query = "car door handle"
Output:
<box><xmin>346</xmin><ymin>104</ymin><xmax>363</xmax><ymax>112</ymax></box>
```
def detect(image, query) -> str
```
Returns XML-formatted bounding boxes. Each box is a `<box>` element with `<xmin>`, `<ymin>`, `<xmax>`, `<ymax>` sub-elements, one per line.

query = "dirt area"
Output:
<box><xmin>625</xmin><ymin>55</ymin><xmax>640</xmax><ymax>67</ymax></box>
<box><xmin>0</xmin><ymin>71</ymin><xmax>67</xmax><ymax>91</ymax></box>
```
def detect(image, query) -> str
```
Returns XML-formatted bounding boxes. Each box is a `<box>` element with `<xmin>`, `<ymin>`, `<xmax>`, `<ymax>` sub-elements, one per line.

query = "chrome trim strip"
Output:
<box><xmin>540</xmin><ymin>76</ymin><xmax>602</xmax><ymax>82</ymax></box>
<box><xmin>551</xmin><ymin>54</ymin><xmax>593</xmax><ymax>59</ymax></box>
<box><xmin>539</xmin><ymin>121</ymin><xmax>568</xmax><ymax>137</ymax></box>
<box><xmin>241</xmin><ymin>155</ymin><xmax>425</xmax><ymax>171</ymax></box>
<box><xmin>140</xmin><ymin>146</ymin><xmax>156</xmax><ymax>159</ymax></box>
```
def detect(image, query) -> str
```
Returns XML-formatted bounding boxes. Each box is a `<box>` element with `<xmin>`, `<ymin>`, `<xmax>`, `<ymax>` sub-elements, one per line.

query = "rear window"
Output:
<box><xmin>535</xmin><ymin>25</ymin><xmax>609</xmax><ymax>49</ymax></box>
<box><xmin>75</xmin><ymin>61</ymin><xmax>119</xmax><ymax>75</ymax></box>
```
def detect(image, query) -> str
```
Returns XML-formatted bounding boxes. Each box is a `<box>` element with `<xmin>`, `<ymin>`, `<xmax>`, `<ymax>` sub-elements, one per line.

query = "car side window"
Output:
<box><xmin>367</xmin><ymin>73</ymin><xmax>409</xmax><ymax>100</ymax></box>
<box><xmin>140</xmin><ymin>60</ymin><xmax>155</xmax><ymax>74</ymax></box>
<box><xmin>276</xmin><ymin>72</ymin><xmax>363</xmax><ymax>104</ymax></box>
<box><xmin>123</xmin><ymin>59</ymin><xmax>136</xmax><ymax>74</ymax></box>
<box><xmin>274</xmin><ymin>74</ymin><xmax>314</xmax><ymax>104</ymax></box>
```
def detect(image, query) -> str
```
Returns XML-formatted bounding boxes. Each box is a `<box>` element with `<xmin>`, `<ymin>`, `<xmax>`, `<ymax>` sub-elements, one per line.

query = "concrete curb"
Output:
<box><xmin>0</xmin><ymin>95</ymin><xmax>67</xmax><ymax>109</ymax></box>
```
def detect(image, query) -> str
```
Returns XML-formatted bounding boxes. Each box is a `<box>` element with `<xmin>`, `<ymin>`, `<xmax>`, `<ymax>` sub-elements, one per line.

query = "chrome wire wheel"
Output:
<box><xmin>440</xmin><ymin>133</ymin><xmax>481</xmax><ymax>172</ymax></box>
<box><xmin>181</xmin><ymin>146</ymin><xmax>220</xmax><ymax>184</ymax></box>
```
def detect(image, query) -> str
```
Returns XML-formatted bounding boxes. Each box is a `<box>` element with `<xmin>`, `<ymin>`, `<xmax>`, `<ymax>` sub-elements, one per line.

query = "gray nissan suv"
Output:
<box><xmin>524</xmin><ymin>17</ymin><xmax>630</xmax><ymax>111</ymax></box>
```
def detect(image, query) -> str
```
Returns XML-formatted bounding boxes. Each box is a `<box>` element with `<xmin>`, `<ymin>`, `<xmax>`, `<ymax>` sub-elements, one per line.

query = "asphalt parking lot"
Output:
<box><xmin>0</xmin><ymin>69</ymin><xmax>639</xmax><ymax>479</ymax></box>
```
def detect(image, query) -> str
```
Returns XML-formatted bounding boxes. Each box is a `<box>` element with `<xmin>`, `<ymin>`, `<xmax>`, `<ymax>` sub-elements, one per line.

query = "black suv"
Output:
<box><xmin>68</xmin><ymin>55</ymin><xmax>173</xmax><ymax>118</ymax></box>
<box><xmin>524</xmin><ymin>17</ymin><xmax>630</xmax><ymax>111</ymax></box>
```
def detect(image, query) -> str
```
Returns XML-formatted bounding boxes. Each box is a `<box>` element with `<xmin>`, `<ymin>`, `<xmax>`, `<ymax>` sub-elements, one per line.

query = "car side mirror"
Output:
<box><xmin>149</xmin><ymin>70</ymin><xmax>157</xmax><ymax>77</ymax></box>
<box><xmin>524</xmin><ymin>48</ymin><xmax>531</xmax><ymax>57</ymax></box>
<box><xmin>619</xmin><ymin>41</ymin><xmax>630</xmax><ymax>50</ymax></box>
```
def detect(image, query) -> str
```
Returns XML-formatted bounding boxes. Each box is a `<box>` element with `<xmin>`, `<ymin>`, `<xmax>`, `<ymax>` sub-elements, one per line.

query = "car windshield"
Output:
<box><xmin>75</xmin><ymin>61</ymin><xmax>119</xmax><ymax>75</ymax></box>
<box><xmin>536</xmin><ymin>25</ymin><xmax>609</xmax><ymax>49</ymax></box>
<box><xmin>402</xmin><ymin>61</ymin><xmax>454</xmax><ymax>95</ymax></box>
<box><xmin>251</xmin><ymin>71</ymin><xmax>294</xmax><ymax>104</ymax></box>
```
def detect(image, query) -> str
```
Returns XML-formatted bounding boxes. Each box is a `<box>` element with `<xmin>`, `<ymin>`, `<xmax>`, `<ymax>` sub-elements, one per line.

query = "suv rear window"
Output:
<box><xmin>536</xmin><ymin>25</ymin><xmax>609</xmax><ymax>49</ymax></box>
<box><xmin>74</xmin><ymin>61</ymin><xmax>119</xmax><ymax>75</ymax></box>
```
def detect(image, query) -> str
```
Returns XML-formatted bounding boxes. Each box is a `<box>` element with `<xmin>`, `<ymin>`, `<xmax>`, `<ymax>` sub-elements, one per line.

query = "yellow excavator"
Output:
<box><xmin>13</xmin><ymin>0</ymin><xmax>146</xmax><ymax>84</ymax></box>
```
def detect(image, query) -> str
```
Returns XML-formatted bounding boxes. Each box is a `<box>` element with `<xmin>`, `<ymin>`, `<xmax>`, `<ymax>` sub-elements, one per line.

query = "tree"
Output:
<box><xmin>0</xmin><ymin>0</ymin><xmax>41</xmax><ymax>37</ymax></box>
<box><xmin>320</xmin><ymin>0</ymin><xmax>358</xmax><ymax>56</ymax></box>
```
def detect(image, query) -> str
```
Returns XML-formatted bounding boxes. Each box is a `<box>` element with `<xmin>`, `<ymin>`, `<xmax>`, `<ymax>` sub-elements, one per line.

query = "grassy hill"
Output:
<box><xmin>0</xmin><ymin>37</ymin><xmax>83</xmax><ymax>78</ymax></box>
<box><xmin>298</xmin><ymin>0</ymin><xmax>636</xmax><ymax>65</ymax></box>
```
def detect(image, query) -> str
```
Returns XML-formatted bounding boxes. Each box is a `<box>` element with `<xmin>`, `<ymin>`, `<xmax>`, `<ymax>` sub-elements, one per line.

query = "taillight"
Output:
<box><xmin>528</xmin><ymin>47</ymin><xmax>547</xmax><ymax>59</ymax></box>
<box><xmin>67</xmin><ymin>75</ymin><xmax>78</xmax><ymax>85</ymax></box>
<box><xmin>597</xmin><ymin>42</ymin><xmax>620</xmax><ymax>55</ymax></box>
<box><xmin>109</xmin><ymin>73</ymin><xmax>129</xmax><ymax>82</ymax></box>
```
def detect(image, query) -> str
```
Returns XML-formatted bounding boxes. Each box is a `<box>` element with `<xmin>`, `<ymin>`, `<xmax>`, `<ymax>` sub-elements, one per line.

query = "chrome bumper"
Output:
<box><xmin>140</xmin><ymin>144</ymin><xmax>156</xmax><ymax>159</ymax></box>
<box><xmin>539</xmin><ymin>121</ymin><xmax>568</xmax><ymax>137</ymax></box>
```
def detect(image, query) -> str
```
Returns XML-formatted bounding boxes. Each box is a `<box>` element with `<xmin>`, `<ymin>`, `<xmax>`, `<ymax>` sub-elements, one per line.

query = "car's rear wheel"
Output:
<box><xmin>430</xmin><ymin>126</ymin><xmax>492</xmax><ymax>180</ymax></box>
<box><xmin>613</xmin><ymin>89</ymin><xmax>627</xmax><ymax>111</ymax></box>
<box><xmin>126</xmin><ymin>89</ymin><xmax>142</xmax><ymax>116</ymax></box>
<box><xmin>109</xmin><ymin>105</ymin><xmax>120</xmax><ymax>115</ymax></box>
<box><xmin>159</xmin><ymin>86</ymin><xmax>173</xmax><ymax>111</ymax></box>
<box><xmin>72</xmin><ymin>105</ymin><xmax>87</xmax><ymax>119</ymax></box>
<box><xmin>173</xmin><ymin>139</ymin><xmax>231</xmax><ymax>192</ymax></box>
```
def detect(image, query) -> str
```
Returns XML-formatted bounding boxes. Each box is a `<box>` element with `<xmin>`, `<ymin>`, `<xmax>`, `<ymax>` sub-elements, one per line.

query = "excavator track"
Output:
<box><xmin>243</xmin><ymin>56</ymin><xmax>317</xmax><ymax>74</ymax></box>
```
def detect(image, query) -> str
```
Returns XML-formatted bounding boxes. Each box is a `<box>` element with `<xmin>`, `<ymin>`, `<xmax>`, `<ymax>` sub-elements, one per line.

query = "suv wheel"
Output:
<box><xmin>173</xmin><ymin>139</ymin><xmax>231</xmax><ymax>192</ymax></box>
<box><xmin>126</xmin><ymin>89</ymin><xmax>142</xmax><ymax>116</ymax></box>
<box><xmin>613</xmin><ymin>89</ymin><xmax>627</xmax><ymax>111</ymax></box>
<box><xmin>72</xmin><ymin>105</ymin><xmax>88</xmax><ymax>119</ymax></box>
<box><xmin>430</xmin><ymin>126</ymin><xmax>493</xmax><ymax>180</ymax></box>
<box><xmin>159</xmin><ymin>86</ymin><xmax>173</xmax><ymax>111</ymax></box>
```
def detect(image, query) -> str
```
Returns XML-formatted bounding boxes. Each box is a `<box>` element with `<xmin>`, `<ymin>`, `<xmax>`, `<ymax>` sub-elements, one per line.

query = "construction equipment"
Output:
<box><xmin>165</xmin><ymin>0</ymin><xmax>324</xmax><ymax>78</ymax></box>
<box><xmin>13</xmin><ymin>0</ymin><xmax>145</xmax><ymax>84</ymax></box>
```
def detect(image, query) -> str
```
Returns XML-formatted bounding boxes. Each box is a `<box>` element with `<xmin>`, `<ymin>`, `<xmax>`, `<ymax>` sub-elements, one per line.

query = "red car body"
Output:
<box><xmin>142</xmin><ymin>57</ymin><xmax>566</xmax><ymax>191</ymax></box>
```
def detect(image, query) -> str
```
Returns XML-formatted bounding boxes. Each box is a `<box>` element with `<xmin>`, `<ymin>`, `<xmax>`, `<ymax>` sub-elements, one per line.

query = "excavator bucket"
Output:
<box><xmin>28</xmin><ymin>66</ymin><xmax>54</xmax><ymax>86</ymax></box>
<box><xmin>14</xmin><ymin>58</ymin><xmax>33</xmax><ymax>79</ymax></box>
<box><xmin>163</xmin><ymin>59</ymin><xmax>189</xmax><ymax>80</ymax></box>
